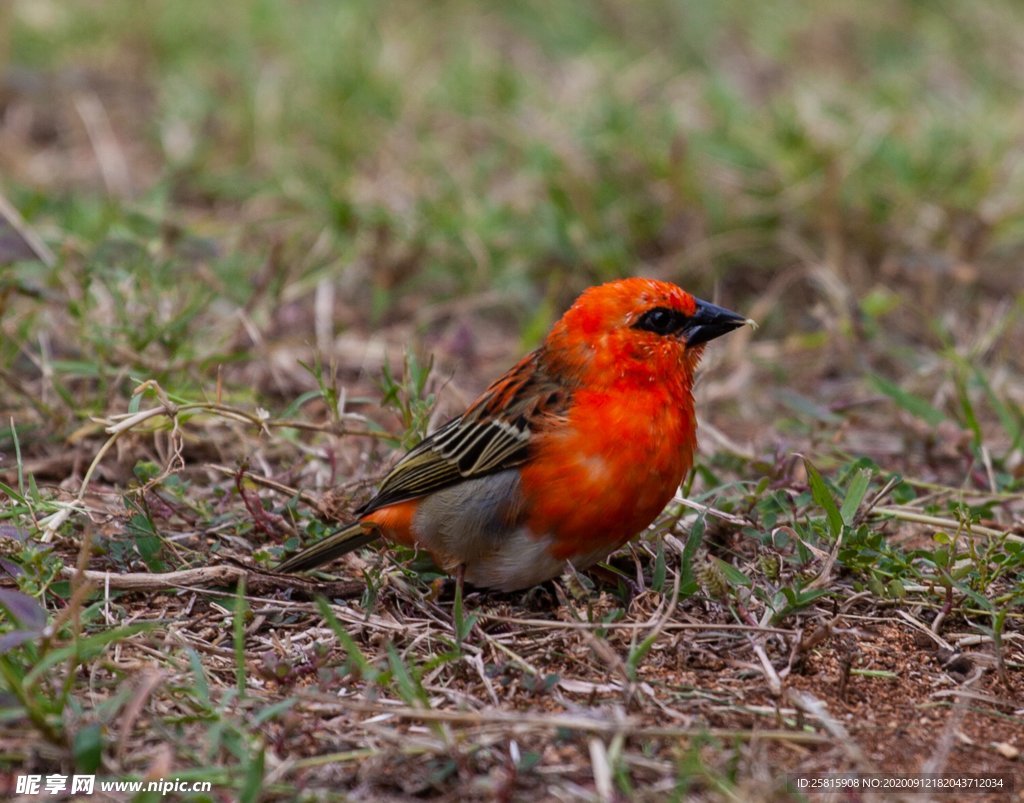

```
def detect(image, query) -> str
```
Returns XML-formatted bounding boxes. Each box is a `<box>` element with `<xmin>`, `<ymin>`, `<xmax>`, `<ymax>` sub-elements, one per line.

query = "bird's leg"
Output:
<box><xmin>455</xmin><ymin>562</ymin><xmax>466</xmax><ymax>602</ymax></box>
<box><xmin>452</xmin><ymin>563</ymin><xmax>476</xmax><ymax>647</ymax></box>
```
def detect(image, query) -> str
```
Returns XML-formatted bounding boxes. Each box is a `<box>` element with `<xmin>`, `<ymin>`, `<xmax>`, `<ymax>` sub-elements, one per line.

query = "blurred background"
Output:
<box><xmin>2</xmin><ymin>0</ymin><xmax>1022</xmax><ymax>485</ymax></box>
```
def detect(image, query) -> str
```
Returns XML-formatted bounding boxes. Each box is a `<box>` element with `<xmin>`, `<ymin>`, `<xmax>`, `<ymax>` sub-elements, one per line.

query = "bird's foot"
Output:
<box><xmin>451</xmin><ymin>563</ymin><xmax>485</xmax><ymax>647</ymax></box>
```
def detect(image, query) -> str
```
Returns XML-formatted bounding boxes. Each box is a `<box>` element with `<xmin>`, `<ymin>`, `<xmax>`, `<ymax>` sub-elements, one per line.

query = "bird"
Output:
<box><xmin>277</xmin><ymin>278</ymin><xmax>748</xmax><ymax>592</ymax></box>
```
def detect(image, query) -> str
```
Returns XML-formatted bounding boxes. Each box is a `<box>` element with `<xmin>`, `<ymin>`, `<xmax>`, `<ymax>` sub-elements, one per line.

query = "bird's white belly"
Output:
<box><xmin>462</xmin><ymin>530</ymin><xmax>564</xmax><ymax>591</ymax></box>
<box><xmin>411</xmin><ymin>469</ymin><xmax>616</xmax><ymax>591</ymax></box>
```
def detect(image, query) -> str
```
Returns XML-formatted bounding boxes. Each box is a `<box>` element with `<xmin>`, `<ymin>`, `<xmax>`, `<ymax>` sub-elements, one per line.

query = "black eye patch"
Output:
<box><xmin>632</xmin><ymin>306</ymin><xmax>689</xmax><ymax>336</ymax></box>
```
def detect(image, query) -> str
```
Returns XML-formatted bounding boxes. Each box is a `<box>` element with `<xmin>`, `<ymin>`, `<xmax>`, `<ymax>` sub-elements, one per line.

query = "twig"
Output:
<box><xmin>301</xmin><ymin>699</ymin><xmax>828</xmax><ymax>743</ymax></box>
<box><xmin>672</xmin><ymin>493</ymin><xmax>749</xmax><ymax>526</ymax></box>
<box><xmin>894</xmin><ymin>610</ymin><xmax>954</xmax><ymax>651</ymax></box>
<box><xmin>59</xmin><ymin>564</ymin><xmax>363</xmax><ymax>597</ymax></box>
<box><xmin>476</xmin><ymin>614</ymin><xmax>795</xmax><ymax>634</ymax></box>
<box><xmin>73</xmin><ymin>92</ymin><xmax>133</xmax><ymax>198</ymax></box>
<box><xmin>208</xmin><ymin>464</ymin><xmax>320</xmax><ymax>508</ymax></box>
<box><xmin>589</xmin><ymin>737</ymin><xmax>613</xmax><ymax>803</ymax></box>
<box><xmin>116</xmin><ymin>671</ymin><xmax>167</xmax><ymax>765</ymax></box>
<box><xmin>749</xmin><ymin>639</ymin><xmax>783</xmax><ymax>697</ymax></box>
<box><xmin>871</xmin><ymin>506</ymin><xmax>1023</xmax><ymax>543</ymax></box>
<box><xmin>931</xmin><ymin>584</ymin><xmax>955</xmax><ymax>634</ymax></box>
<box><xmin>0</xmin><ymin>190</ymin><xmax>56</xmax><ymax>266</ymax></box>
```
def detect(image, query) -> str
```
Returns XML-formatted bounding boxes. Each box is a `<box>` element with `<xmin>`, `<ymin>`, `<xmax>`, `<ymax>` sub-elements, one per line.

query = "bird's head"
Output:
<box><xmin>543</xmin><ymin>278</ymin><xmax>748</xmax><ymax>393</ymax></box>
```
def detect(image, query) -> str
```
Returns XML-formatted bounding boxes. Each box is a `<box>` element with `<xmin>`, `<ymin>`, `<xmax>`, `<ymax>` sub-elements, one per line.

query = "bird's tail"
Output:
<box><xmin>275</xmin><ymin>521</ymin><xmax>379</xmax><ymax>573</ymax></box>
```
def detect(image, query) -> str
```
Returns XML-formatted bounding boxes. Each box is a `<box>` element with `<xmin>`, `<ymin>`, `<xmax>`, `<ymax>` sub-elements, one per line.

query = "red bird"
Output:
<box><xmin>278</xmin><ymin>278</ymin><xmax>747</xmax><ymax>591</ymax></box>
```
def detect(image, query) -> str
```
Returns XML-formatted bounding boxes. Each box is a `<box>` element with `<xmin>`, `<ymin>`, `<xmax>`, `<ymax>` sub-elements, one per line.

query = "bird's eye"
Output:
<box><xmin>633</xmin><ymin>306</ymin><xmax>687</xmax><ymax>336</ymax></box>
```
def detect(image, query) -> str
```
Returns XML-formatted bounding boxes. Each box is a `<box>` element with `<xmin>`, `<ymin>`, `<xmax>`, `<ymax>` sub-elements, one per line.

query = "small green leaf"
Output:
<box><xmin>972</xmin><ymin>364</ymin><xmax>1023</xmax><ymax>449</ymax></box>
<box><xmin>253</xmin><ymin>698</ymin><xmax>296</xmax><ymax>726</ymax></box>
<box><xmin>869</xmin><ymin>374</ymin><xmax>945</xmax><ymax>426</ymax></box>
<box><xmin>238</xmin><ymin>743</ymin><xmax>265</xmax><ymax>803</ymax></box>
<box><xmin>233</xmin><ymin>578</ymin><xmax>248</xmax><ymax>697</ymax></box>
<box><xmin>777</xmin><ymin>389</ymin><xmax>843</xmax><ymax>424</ymax></box>
<box><xmin>316</xmin><ymin>598</ymin><xmax>378</xmax><ymax>681</ymax></box>
<box><xmin>386</xmin><ymin>642</ymin><xmax>427</xmax><ymax>706</ymax></box>
<box><xmin>850</xmin><ymin>668</ymin><xmax>898</xmax><ymax>679</ymax></box>
<box><xmin>652</xmin><ymin>540</ymin><xmax>666</xmax><ymax>593</ymax></box>
<box><xmin>679</xmin><ymin>513</ymin><xmax>705</xmax><ymax>597</ymax></box>
<box><xmin>712</xmin><ymin>557</ymin><xmax>751</xmax><ymax>588</ymax></box>
<box><xmin>950</xmin><ymin>365</ymin><xmax>982</xmax><ymax>446</ymax></box>
<box><xmin>452</xmin><ymin>574</ymin><xmax>477</xmax><ymax>652</ymax></box>
<box><xmin>840</xmin><ymin>469</ymin><xmax>872</xmax><ymax>526</ymax></box>
<box><xmin>955</xmin><ymin>582</ymin><xmax>993</xmax><ymax>611</ymax></box>
<box><xmin>73</xmin><ymin>724</ymin><xmax>103</xmax><ymax>773</ymax></box>
<box><xmin>804</xmin><ymin>459</ymin><xmax>843</xmax><ymax>537</ymax></box>
<box><xmin>188</xmin><ymin>649</ymin><xmax>211</xmax><ymax>706</ymax></box>
<box><xmin>626</xmin><ymin>631</ymin><xmax>660</xmax><ymax>680</ymax></box>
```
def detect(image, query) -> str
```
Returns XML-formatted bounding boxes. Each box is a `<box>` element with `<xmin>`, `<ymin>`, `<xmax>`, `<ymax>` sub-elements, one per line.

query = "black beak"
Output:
<box><xmin>683</xmin><ymin>298</ymin><xmax>748</xmax><ymax>348</ymax></box>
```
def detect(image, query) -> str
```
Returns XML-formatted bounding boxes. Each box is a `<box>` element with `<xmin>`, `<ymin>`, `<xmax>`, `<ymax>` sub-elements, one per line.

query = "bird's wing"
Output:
<box><xmin>358</xmin><ymin>351</ymin><xmax>571</xmax><ymax>514</ymax></box>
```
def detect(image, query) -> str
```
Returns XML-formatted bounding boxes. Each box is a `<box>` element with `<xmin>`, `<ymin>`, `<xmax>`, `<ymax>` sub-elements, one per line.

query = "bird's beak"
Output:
<box><xmin>682</xmin><ymin>298</ymin><xmax>749</xmax><ymax>348</ymax></box>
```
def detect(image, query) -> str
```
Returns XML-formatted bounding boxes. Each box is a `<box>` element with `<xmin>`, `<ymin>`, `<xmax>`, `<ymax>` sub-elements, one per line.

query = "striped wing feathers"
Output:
<box><xmin>358</xmin><ymin>351</ymin><xmax>569</xmax><ymax>514</ymax></box>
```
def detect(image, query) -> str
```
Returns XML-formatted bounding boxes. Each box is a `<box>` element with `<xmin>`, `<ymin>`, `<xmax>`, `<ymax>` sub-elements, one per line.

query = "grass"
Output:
<box><xmin>1</xmin><ymin>0</ymin><xmax>1023</xmax><ymax>800</ymax></box>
